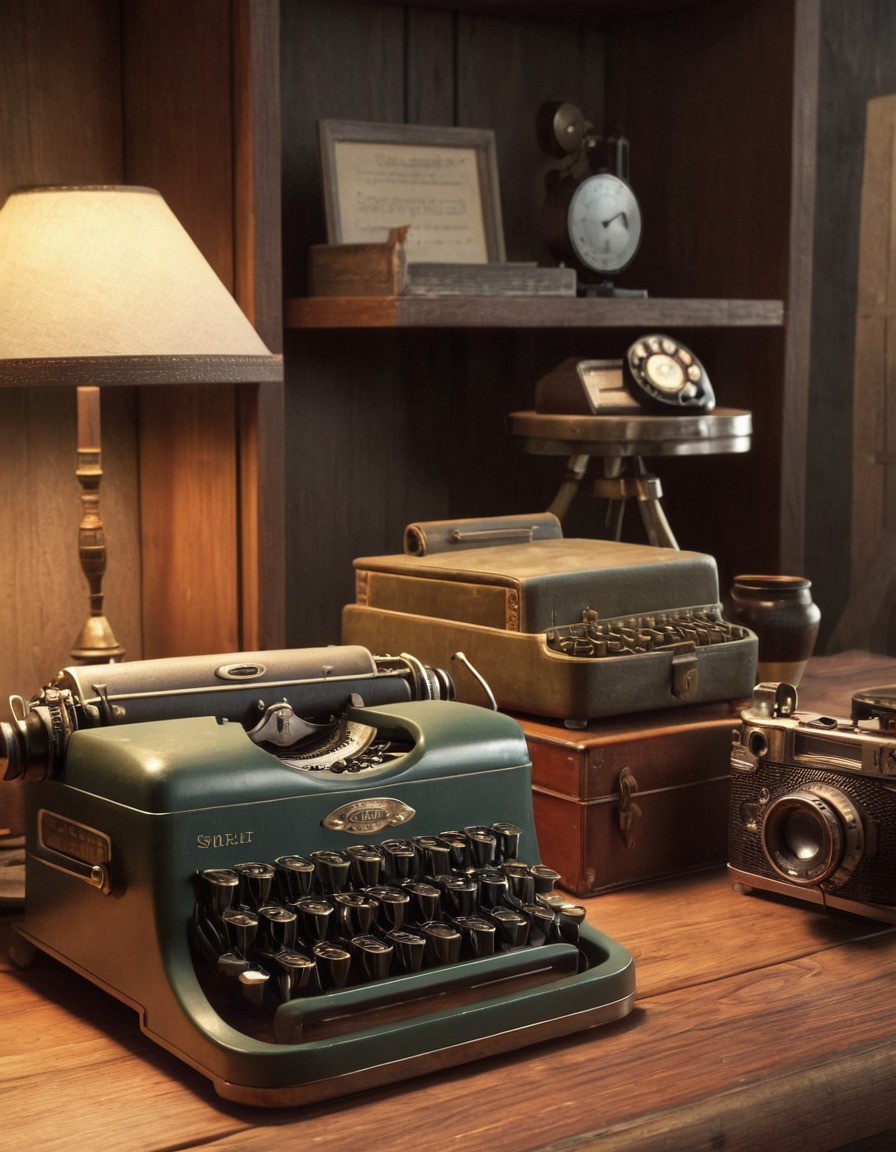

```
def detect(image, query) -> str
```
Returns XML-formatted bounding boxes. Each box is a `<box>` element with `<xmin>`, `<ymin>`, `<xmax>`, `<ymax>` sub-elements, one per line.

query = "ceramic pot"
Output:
<box><xmin>730</xmin><ymin>575</ymin><xmax>821</xmax><ymax>687</ymax></box>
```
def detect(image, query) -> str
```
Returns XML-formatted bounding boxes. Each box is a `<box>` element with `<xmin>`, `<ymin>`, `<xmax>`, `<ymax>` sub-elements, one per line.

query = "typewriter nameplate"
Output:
<box><xmin>322</xmin><ymin>798</ymin><xmax>415</xmax><ymax>834</ymax></box>
<box><xmin>38</xmin><ymin>809</ymin><xmax>110</xmax><ymax>866</ymax></box>
<box><xmin>36</xmin><ymin>809</ymin><xmax>112</xmax><ymax>892</ymax></box>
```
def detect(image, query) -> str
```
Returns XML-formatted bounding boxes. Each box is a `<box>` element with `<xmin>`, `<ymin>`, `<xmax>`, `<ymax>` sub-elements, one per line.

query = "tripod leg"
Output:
<box><xmin>547</xmin><ymin>454</ymin><xmax>590</xmax><ymax>520</ymax></box>
<box><xmin>632</xmin><ymin>459</ymin><xmax>679</xmax><ymax>549</ymax></box>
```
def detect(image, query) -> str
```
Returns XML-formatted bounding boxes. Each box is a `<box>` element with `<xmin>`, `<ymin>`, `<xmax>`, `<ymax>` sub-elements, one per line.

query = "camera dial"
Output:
<box><xmin>761</xmin><ymin>782</ymin><xmax>865</xmax><ymax>889</ymax></box>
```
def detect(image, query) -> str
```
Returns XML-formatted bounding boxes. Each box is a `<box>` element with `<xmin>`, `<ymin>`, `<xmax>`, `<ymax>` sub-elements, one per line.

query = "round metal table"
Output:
<box><xmin>507</xmin><ymin>407</ymin><xmax>752</xmax><ymax>549</ymax></box>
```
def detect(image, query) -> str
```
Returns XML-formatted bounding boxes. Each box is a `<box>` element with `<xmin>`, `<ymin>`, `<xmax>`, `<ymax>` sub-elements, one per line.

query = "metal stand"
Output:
<box><xmin>508</xmin><ymin>408</ymin><xmax>753</xmax><ymax>551</ymax></box>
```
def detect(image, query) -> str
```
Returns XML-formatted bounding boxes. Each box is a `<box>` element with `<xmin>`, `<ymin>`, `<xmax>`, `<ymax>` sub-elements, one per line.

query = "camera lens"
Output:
<box><xmin>761</xmin><ymin>783</ymin><xmax>864</xmax><ymax>888</ymax></box>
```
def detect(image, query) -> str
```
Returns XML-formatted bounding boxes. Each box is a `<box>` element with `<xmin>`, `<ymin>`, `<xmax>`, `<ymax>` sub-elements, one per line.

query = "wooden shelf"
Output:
<box><xmin>284</xmin><ymin>294</ymin><xmax>784</xmax><ymax>330</ymax></box>
<box><xmin>389</xmin><ymin>0</ymin><xmax>717</xmax><ymax>17</ymax></box>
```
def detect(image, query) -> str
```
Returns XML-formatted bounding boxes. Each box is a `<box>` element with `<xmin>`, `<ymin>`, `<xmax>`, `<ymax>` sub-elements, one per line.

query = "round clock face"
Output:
<box><xmin>567</xmin><ymin>172</ymin><xmax>642</xmax><ymax>275</ymax></box>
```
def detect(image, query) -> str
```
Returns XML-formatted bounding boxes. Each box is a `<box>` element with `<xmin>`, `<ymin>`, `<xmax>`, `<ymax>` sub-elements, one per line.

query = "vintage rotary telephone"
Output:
<box><xmin>537</xmin><ymin>101</ymin><xmax>645</xmax><ymax>297</ymax></box>
<box><xmin>535</xmin><ymin>333</ymin><xmax>715</xmax><ymax>415</ymax></box>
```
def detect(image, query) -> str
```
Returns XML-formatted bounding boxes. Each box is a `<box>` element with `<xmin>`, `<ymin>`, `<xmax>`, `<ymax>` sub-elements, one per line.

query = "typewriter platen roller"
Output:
<box><xmin>1</xmin><ymin>645</ymin><xmax>635</xmax><ymax>1106</ymax></box>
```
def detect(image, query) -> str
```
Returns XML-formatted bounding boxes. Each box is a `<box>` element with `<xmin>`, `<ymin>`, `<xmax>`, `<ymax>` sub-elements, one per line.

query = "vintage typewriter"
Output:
<box><xmin>1</xmin><ymin>645</ymin><xmax>635</xmax><ymax>1106</ymax></box>
<box><xmin>343</xmin><ymin>514</ymin><xmax>758</xmax><ymax>726</ymax></box>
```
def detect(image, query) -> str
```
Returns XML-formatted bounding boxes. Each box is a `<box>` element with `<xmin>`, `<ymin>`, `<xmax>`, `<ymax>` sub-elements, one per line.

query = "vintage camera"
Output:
<box><xmin>728</xmin><ymin>681</ymin><xmax>896</xmax><ymax>923</ymax></box>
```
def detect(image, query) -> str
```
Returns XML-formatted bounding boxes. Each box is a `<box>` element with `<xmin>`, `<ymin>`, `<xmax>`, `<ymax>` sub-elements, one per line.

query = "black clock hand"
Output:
<box><xmin>602</xmin><ymin>212</ymin><xmax>628</xmax><ymax>229</ymax></box>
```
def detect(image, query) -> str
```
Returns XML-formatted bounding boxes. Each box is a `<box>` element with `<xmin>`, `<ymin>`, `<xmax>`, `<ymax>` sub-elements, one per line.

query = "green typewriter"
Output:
<box><xmin>1</xmin><ymin>645</ymin><xmax>635</xmax><ymax>1106</ymax></box>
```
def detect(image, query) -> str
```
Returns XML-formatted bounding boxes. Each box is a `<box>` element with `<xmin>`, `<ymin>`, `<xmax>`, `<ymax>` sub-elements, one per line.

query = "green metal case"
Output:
<box><xmin>14</xmin><ymin>698</ymin><xmax>636</xmax><ymax>1106</ymax></box>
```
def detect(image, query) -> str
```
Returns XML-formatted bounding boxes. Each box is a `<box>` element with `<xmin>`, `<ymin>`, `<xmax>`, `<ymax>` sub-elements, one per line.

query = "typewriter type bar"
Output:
<box><xmin>4</xmin><ymin>647</ymin><xmax>636</xmax><ymax>1107</ymax></box>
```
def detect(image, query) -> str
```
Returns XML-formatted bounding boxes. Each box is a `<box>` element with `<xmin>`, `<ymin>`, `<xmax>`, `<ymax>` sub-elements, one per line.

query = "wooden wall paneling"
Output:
<box><xmin>280</xmin><ymin>0</ymin><xmax>455</xmax><ymax>646</ymax></box>
<box><xmin>405</xmin><ymin>6</ymin><xmax>458</xmax><ymax>125</ymax></box>
<box><xmin>121</xmin><ymin>0</ymin><xmax>241</xmax><ymax>657</ymax></box>
<box><xmin>601</xmin><ymin>2</ymin><xmax>799</xmax><ymax>579</ymax></box>
<box><xmin>280</xmin><ymin>0</ymin><xmax>409</xmax><ymax>297</ymax></box>
<box><xmin>136</xmin><ymin>386</ymin><xmax>240</xmax><ymax>656</ymax></box>
<box><xmin>0</xmin><ymin>0</ymin><xmax>143</xmax><ymax>707</ymax></box>
<box><xmin>0</xmin><ymin>0</ymin><xmax>122</xmax><ymax>199</ymax></box>
<box><xmin>284</xmin><ymin>328</ymin><xmax>451</xmax><ymax>646</ymax></box>
<box><xmin>233</xmin><ymin>0</ymin><xmax>284</xmax><ymax>651</ymax></box>
<box><xmin>808</xmin><ymin>0</ymin><xmax>896</xmax><ymax>654</ymax></box>
<box><xmin>829</xmin><ymin>92</ymin><xmax>896</xmax><ymax>654</ymax></box>
<box><xmin>455</xmin><ymin>8</ymin><xmax>607</xmax><ymax>266</ymax></box>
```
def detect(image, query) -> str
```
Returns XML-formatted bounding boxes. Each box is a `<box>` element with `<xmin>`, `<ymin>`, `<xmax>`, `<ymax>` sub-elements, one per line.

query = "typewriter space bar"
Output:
<box><xmin>273</xmin><ymin>942</ymin><xmax>581</xmax><ymax>1044</ymax></box>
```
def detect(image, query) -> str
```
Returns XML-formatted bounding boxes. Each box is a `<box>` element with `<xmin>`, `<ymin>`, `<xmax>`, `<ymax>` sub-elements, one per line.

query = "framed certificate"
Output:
<box><xmin>318</xmin><ymin>119</ymin><xmax>506</xmax><ymax>264</ymax></box>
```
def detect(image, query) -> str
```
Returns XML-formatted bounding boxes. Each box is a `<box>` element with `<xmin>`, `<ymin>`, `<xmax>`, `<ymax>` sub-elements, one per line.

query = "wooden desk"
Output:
<box><xmin>2</xmin><ymin>653</ymin><xmax>896</xmax><ymax>1151</ymax></box>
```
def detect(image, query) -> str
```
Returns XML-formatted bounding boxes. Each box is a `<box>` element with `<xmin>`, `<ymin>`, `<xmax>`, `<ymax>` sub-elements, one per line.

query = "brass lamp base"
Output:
<box><xmin>70</xmin><ymin>614</ymin><xmax>126</xmax><ymax>664</ymax></box>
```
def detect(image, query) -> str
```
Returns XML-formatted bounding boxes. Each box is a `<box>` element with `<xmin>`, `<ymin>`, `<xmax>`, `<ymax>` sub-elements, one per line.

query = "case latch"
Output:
<box><xmin>617</xmin><ymin>766</ymin><xmax>641</xmax><ymax>849</ymax></box>
<box><xmin>671</xmin><ymin>643</ymin><xmax>698</xmax><ymax>700</ymax></box>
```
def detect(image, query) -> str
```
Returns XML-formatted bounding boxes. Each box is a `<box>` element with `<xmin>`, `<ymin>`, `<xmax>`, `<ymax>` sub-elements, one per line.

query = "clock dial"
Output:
<box><xmin>567</xmin><ymin>173</ymin><xmax>642</xmax><ymax>275</ymax></box>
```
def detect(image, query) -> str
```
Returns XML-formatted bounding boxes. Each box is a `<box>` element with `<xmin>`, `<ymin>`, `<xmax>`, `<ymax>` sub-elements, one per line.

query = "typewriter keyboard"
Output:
<box><xmin>545</xmin><ymin>606</ymin><xmax>750</xmax><ymax>659</ymax></box>
<box><xmin>192</xmin><ymin>824</ymin><xmax>588</xmax><ymax>1036</ymax></box>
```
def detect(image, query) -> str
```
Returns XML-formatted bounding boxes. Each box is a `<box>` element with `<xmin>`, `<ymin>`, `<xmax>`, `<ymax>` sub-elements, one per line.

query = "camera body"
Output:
<box><xmin>728</xmin><ymin>681</ymin><xmax>896</xmax><ymax>922</ymax></box>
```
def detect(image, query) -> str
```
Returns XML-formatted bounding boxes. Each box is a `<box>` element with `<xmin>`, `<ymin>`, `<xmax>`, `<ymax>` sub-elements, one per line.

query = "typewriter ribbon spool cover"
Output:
<box><xmin>3</xmin><ymin>644</ymin><xmax>636</xmax><ymax>1106</ymax></box>
<box><xmin>343</xmin><ymin>514</ymin><xmax>758</xmax><ymax>726</ymax></box>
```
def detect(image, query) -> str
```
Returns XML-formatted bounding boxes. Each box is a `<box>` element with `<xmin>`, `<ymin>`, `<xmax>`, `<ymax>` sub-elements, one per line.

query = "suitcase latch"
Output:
<box><xmin>671</xmin><ymin>643</ymin><xmax>698</xmax><ymax>700</ymax></box>
<box><xmin>617</xmin><ymin>766</ymin><xmax>641</xmax><ymax>849</ymax></box>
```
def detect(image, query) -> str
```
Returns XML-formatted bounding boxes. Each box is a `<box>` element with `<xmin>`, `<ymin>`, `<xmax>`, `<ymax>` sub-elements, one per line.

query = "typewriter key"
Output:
<box><xmin>216</xmin><ymin>950</ymin><xmax>250</xmax><ymax>977</ymax></box>
<box><xmin>529</xmin><ymin>864</ymin><xmax>561</xmax><ymax>894</ymax></box>
<box><xmin>345</xmin><ymin>844</ymin><xmax>384</xmax><ymax>889</ymax></box>
<box><xmin>258</xmin><ymin>903</ymin><xmax>298</xmax><ymax>952</ymax></box>
<box><xmin>502</xmin><ymin>862</ymin><xmax>536</xmax><ymax>905</ymax></box>
<box><xmin>365</xmin><ymin>885</ymin><xmax>410</xmax><ymax>931</ymax></box>
<box><xmin>453</xmin><ymin>915</ymin><xmax>496</xmax><ymax>958</ymax></box>
<box><xmin>555</xmin><ymin>902</ymin><xmax>586</xmax><ymax>945</ymax></box>
<box><xmin>435</xmin><ymin>874</ymin><xmax>478</xmax><ymax>918</ymax></box>
<box><xmin>274</xmin><ymin>949</ymin><xmax>315</xmax><ymax>1000</ymax></box>
<box><xmin>476</xmin><ymin>868</ymin><xmax>510</xmax><ymax>908</ymax></box>
<box><xmin>309</xmin><ymin>849</ymin><xmax>351</xmax><ymax>894</ymax></box>
<box><xmin>385</xmin><ymin>929</ymin><xmax>426</xmax><ymax>973</ymax></box>
<box><xmin>238</xmin><ymin>963</ymin><xmax>270</xmax><ymax>1007</ymax></box>
<box><xmin>520</xmin><ymin>903</ymin><xmax>554</xmax><ymax>947</ymax></box>
<box><xmin>293</xmin><ymin>896</ymin><xmax>333</xmax><ymax>943</ymax></box>
<box><xmin>438</xmin><ymin>830</ymin><xmax>468</xmax><ymax>870</ymax></box>
<box><xmin>380</xmin><ymin>839</ymin><xmax>416</xmax><ymax>883</ymax></box>
<box><xmin>332</xmin><ymin>891</ymin><xmax>377</xmax><ymax>937</ymax></box>
<box><xmin>350</xmin><ymin>934</ymin><xmax>393</xmax><ymax>982</ymax></box>
<box><xmin>221</xmin><ymin>907</ymin><xmax>259</xmax><ymax>955</ymax></box>
<box><xmin>491</xmin><ymin>822</ymin><xmax>523</xmax><ymax>862</ymax></box>
<box><xmin>403</xmin><ymin>880</ymin><xmax>440</xmax><ymax>923</ymax></box>
<box><xmin>274</xmin><ymin>855</ymin><xmax>315</xmax><ymax>901</ymax></box>
<box><xmin>198</xmin><ymin>868</ymin><xmax>240</xmax><ymax>917</ymax></box>
<box><xmin>412</xmin><ymin>834</ymin><xmax>452</xmax><ymax>875</ymax></box>
<box><xmin>232</xmin><ymin>861</ymin><xmax>276</xmax><ymax>909</ymax></box>
<box><xmin>489</xmin><ymin>907</ymin><xmax>529</xmax><ymax>950</ymax></box>
<box><xmin>463</xmin><ymin>826</ymin><xmax>497</xmax><ymax>869</ymax></box>
<box><xmin>313</xmin><ymin>942</ymin><xmax>351</xmax><ymax>990</ymax></box>
<box><xmin>420</xmin><ymin>921</ymin><xmax>461</xmax><ymax>966</ymax></box>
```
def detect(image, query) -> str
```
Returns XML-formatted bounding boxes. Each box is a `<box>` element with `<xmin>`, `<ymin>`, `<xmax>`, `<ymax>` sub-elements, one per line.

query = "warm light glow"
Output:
<box><xmin>0</xmin><ymin>184</ymin><xmax>282</xmax><ymax>663</ymax></box>
<box><xmin>0</xmin><ymin>184</ymin><xmax>282</xmax><ymax>384</ymax></box>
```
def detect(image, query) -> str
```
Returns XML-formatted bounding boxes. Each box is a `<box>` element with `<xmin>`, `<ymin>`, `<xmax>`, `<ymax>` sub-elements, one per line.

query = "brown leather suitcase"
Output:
<box><xmin>520</xmin><ymin>703</ymin><xmax>742</xmax><ymax>895</ymax></box>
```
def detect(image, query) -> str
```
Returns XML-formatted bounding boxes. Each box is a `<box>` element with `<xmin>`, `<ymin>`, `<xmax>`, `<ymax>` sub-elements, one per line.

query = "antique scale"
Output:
<box><xmin>537</xmin><ymin>100</ymin><xmax>645</xmax><ymax>298</ymax></box>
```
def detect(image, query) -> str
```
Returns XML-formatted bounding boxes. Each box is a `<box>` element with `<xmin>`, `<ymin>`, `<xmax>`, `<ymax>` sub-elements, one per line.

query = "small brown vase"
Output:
<box><xmin>730</xmin><ymin>575</ymin><xmax>821</xmax><ymax>687</ymax></box>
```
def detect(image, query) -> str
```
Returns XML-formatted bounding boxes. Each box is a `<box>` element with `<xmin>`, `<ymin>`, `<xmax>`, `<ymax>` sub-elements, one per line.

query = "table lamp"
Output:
<box><xmin>0</xmin><ymin>184</ymin><xmax>283</xmax><ymax>663</ymax></box>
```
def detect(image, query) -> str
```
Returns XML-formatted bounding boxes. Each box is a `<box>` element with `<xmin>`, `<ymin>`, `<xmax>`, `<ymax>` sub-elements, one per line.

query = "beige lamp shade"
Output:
<box><xmin>0</xmin><ymin>184</ymin><xmax>282</xmax><ymax>385</ymax></box>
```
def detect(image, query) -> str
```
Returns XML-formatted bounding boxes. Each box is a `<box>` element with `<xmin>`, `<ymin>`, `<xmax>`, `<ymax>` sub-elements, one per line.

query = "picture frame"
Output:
<box><xmin>318</xmin><ymin>119</ymin><xmax>506</xmax><ymax>264</ymax></box>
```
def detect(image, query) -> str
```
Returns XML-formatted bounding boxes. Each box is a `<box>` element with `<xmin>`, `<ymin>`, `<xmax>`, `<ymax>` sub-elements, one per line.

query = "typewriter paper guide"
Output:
<box><xmin>344</xmin><ymin>536</ymin><xmax>758</xmax><ymax>723</ymax></box>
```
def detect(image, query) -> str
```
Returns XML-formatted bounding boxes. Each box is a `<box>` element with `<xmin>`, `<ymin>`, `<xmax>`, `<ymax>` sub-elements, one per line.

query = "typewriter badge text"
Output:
<box><xmin>196</xmin><ymin>830</ymin><xmax>255</xmax><ymax>849</ymax></box>
<box><xmin>322</xmin><ymin>798</ymin><xmax>415</xmax><ymax>835</ymax></box>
